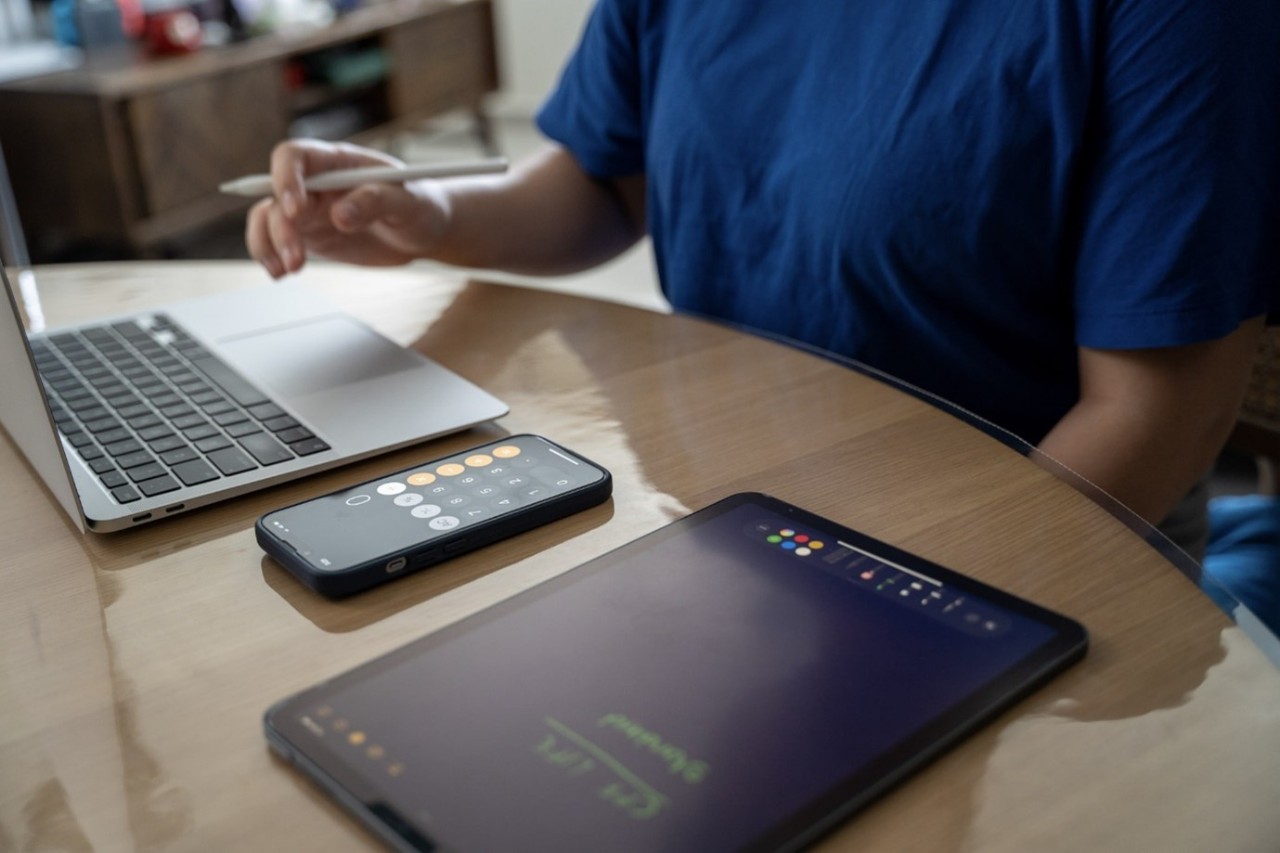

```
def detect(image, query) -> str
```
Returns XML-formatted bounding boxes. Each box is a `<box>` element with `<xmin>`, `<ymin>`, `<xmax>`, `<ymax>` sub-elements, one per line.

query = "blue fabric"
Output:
<box><xmin>537</xmin><ymin>0</ymin><xmax>1280</xmax><ymax>444</ymax></box>
<box><xmin>1203</xmin><ymin>495</ymin><xmax>1280</xmax><ymax>637</ymax></box>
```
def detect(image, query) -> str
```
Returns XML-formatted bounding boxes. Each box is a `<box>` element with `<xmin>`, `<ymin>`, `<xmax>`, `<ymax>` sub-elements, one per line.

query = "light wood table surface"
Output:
<box><xmin>2</xmin><ymin>261</ymin><xmax>1278</xmax><ymax>852</ymax></box>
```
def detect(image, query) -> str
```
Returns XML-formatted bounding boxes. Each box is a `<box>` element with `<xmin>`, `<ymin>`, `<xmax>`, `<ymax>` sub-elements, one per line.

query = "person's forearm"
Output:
<box><xmin>425</xmin><ymin>146</ymin><xmax>646</xmax><ymax>276</ymax></box>
<box><xmin>1037</xmin><ymin>395</ymin><xmax>1232</xmax><ymax>525</ymax></box>
<box><xmin>1037</xmin><ymin>318</ymin><xmax>1264</xmax><ymax>525</ymax></box>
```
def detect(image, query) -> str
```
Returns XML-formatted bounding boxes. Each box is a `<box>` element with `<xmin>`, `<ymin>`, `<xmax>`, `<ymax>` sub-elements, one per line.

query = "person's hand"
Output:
<box><xmin>245</xmin><ymin>139</ymin><xmax>451</xmax><ymax>278</ymax></box>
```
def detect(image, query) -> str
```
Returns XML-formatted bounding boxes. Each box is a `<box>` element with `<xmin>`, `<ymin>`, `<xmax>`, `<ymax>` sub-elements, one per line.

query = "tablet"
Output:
<box><xmin>265</xmin><ymin>493</ymin><xmax>1087</xmax><ymax>852</ymax></box>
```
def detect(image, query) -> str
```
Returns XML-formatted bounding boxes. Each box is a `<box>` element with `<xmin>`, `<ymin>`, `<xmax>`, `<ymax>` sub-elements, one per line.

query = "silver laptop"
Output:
<box><xmin>0</xmin><ymin>157</ymin><xmax>507</xmax><ymax>533</ymax></box>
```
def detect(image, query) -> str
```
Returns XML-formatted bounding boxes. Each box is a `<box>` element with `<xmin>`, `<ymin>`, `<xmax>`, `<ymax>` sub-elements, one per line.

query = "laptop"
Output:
<box><xmin>0</xmin><ymin>159</ymin><xmax>507</xmax><ymax>533</ymax></box>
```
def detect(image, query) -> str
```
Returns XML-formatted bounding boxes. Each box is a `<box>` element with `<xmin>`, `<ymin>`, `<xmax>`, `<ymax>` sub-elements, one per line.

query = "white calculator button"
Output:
<box><xmin>410</xmin><ymin>504</ymin><xmax>442</xmax><ymax>519</ymax></box>
<box><xmin>376</xmin><ymin>482</ymin><xmax>406</xmax><ymax>496</ymax></box>
<box><xmin>428</xmin><ymin>515</ymin><xmax>460</xmax><ymax>530</ymax></box>
<box><xmin>393</xmin><ymin>493</ymin><xmax>424</xmax><ymax>507</ymax></box>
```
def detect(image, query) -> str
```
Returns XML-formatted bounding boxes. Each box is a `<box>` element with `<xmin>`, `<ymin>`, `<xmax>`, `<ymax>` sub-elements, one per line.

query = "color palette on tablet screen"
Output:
<box><xmin>765</xmin><ymin>527</ymin><xmax>825</xmax><ymax>556</ymax></box>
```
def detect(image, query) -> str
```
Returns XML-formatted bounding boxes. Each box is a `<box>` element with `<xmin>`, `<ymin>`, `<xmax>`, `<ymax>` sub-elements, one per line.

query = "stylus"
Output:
<box><xmin>218</xmin><ymin>157</ymin><xmax>510</xmax><ymax>197</ymax></box>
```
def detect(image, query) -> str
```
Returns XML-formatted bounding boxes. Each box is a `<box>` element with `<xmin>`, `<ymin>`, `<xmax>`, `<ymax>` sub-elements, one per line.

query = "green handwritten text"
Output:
<box><xmin>597</xmin><ymin>713</ymin><xmax>709</xmax><ymax>784</ymax></box>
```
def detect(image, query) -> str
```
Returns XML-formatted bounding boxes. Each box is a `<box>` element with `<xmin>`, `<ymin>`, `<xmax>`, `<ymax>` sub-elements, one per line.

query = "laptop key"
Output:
<box><xmin>201</xmin><ymin>400</ymin><xmax>235</xmax><ymax>415</ymax></box>
<box><xmin>207</xmin><ymin>446</ymin><xmax>258</xmax><ymax>476</ymax></box>
<box><xmin>263</xmin><ymin>415</ymin><xmax>299</xmax><ymax>432</ymax></box>
<box><xmin>189</xmin><ymin>355</ymin><xmax>269</xmax><ymax>407</ymax></box>
<box><xmin>66</xmin><ymin>432</ymin><xmax>94</xmax><ymax>448</ymax></box>
<box><xmin>138</xmin><ymin>475</ymin><xmax>181</xmax><ymax>497</ymax></box>
<box><xmin>289</xmin><ymin>437</ymin><xmax>331</xmax><ymax>456</ymax></box>
<box><xmin>100</xmin><ymin>469</ymin><xmax>128</xmax><ymax>488</ymax></box>
<box><xmin>127</xmin><ymin>462</ymin><xmax>167</xmax><ymax>482</ymax></box>
<box><xmin>104</xmin><ymin>438</ymin><xmax>143</xmax><ymax>457</ymax></box>
<box><xmin>96</xmin><ymin>427</ymin><xmax>131</xmax><ymax>445</ymax></box>
<box><xmin>84</xmin><ymin>416</ymin><xmax>122</xmax><ymax>433</ymax></box>
<box><xmin>276</xmin><ymin>426</ymin><xmax>314</xmax><ymax>443</ymax></box>
<box><xmin>226</xmin><ymin>421</ymin><xmax>261</xmax><ymax>439</ymax></box>
<box><xmin>111</xmin><ymin>484</ymin><xmax>141</xmax><ymax>503</ymax></box>
<box><xmin>248</xmin><ymin>402</ymin><xmax>285</xmax><ymax>421</ymax></box>
<box><xmin>183</xmin><ymin>424</ymin><xmax>220</xmax><ymax>441</ymax></box>
<box><xmin>89</xmin><ymin>457</ymin><xmax>118</xmax><ymax>475</ymax></box>
<box><xmin>139</xmin><ymin>424</ymin><xmax>175</xmax><ymax>442</ymax></box>
<box><xmin>117</xmin><ymin>450</ymin><xmax>157</xmax><ymax>469</ymax></box>
<box><xmin>171</xmin><ymin>459</ymin><xmax>219</xmax><ymax>486</ymax></box>
<box><xmin>149</xmin><ymin>435</ymin><xmax>188</xmax><ymax>453</ymax></box>
<box><xmin>195</xmin><ymin>435</ymin><xmax>232</xmax><ymax>452</ymax></box>
<box><xmin>127</xmin><ymin>413</ymin><xmax>163</xmax><ymax>430</ymax></box>
<box><xmin>238</xmin><ymin>432</ymin><xmax>294</xmax><ymax>466</ymax></box>
<box><xmin>160</xmin><ymin>446</ymin><xmax>200</xmax><ymax>466</ymax></box>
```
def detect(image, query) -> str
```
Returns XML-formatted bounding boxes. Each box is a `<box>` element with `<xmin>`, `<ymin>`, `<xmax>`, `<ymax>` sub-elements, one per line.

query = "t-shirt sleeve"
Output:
<box><xmin>536</xmin><ymin>0</ymin><xmax>647</xmax><ymax>178</ymax></box>
<box><xmin>1073</xmin><ymin>0</ymin><xmax>1280</xmax><ymax>348</ymax></box>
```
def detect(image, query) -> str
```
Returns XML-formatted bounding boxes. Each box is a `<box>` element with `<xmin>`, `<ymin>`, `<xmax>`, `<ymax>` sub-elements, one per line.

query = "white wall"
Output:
<box><xmin>490</xmin><ymin>0</ymin><xmax>594</xmax><ymax>117</ymax></box>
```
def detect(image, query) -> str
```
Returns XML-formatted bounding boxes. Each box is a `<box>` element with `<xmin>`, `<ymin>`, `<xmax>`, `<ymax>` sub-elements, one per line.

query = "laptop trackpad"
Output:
<box><xmin>216</xmin><ymin>315</ymin><xmax>424</xmax><ymax>399</ymax></box>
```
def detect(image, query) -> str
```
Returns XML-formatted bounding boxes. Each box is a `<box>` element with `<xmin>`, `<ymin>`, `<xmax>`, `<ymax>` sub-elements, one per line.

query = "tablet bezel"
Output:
<box><xmin>265</xmin><ymin>492</ymin><xmax>1088</xmax><ymax>851</ymax></box>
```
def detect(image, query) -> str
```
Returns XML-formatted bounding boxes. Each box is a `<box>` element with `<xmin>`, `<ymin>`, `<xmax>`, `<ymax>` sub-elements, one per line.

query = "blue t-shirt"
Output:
<box><xmin>537</xmin><ymin>0</ymin><xmax>1280</xmax><ymax>444</ymax></box>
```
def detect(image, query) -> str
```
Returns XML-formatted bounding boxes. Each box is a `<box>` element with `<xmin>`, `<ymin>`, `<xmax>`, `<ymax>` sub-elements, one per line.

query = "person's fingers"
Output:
<box><xmin>265</xmin><ymin>203</ymin><xmax>306</xmax><ymax>273</ymax></box>
<box><xmin>270</xmin><ymin>140</ymin><xmax>403</xmax><ymax>222</ymax></box>
<box><xmin>245</xmin><ymin>200</ymin><xmax>286</xmax><ymax>279</ymax></box>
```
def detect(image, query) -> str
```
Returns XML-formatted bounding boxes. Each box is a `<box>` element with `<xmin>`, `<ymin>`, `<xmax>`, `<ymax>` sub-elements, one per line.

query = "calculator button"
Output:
<box><xmin>393</xmin><ymin>493</ymin><xmax>424</xmax><ymax>507</ymax></box>
<box><xmin>492</xmin><ymin>445</ymin><xmax>521</xmax><ymax>458</ymax></box>
<box><xmin>503</xmin><ymin>475</ymin><xmax>530</xmax><ymax>488</ymax></box>
<box><xmin>464</xmin><ymin>454</ymin><xmax>493</xmax><ymax>467</ymax></box>
<box><xmin>522</xmin><ymin>486</ymin><xmax>550</xmax><ymax>500</ymax></box>
<box><xmin>444</xmin><ymin>495</ymin><xmax>471</xmax><ymax>509</ymax></box>
<box><xmin>491</xmin><ymin>496</ymin><xmax>519</xmax><ymax>510</ymax></box>
<box><xmin>461</xmin><ymin>507</ymin><xmax>490</xmax><ymax>521</ymax></box>
<box><xmin>473</xmin><ymin>485</ymin><xmax>500</xmax><ymax>498</ymax></box>
<box><xmin>428</xmin><ymin>515</ymin><xmax>460</xmax><ymax>530</ymax></box>
<box><xmin>410</xmin><ymin>504</ymin><xmax>442</xmax><ymax>519</ymax></box>
<box><xmin>377</xmin><ymin>482</ymin><xmax>406</xmax><ymax>496</ymax></box>
<box><xmin>426</xmin><ymin>484</ymin><xmax>452</xmax><ymax>497</ymax></box>
<box><xmin>345</xmin><ymin>495</ymin><xmax>371</xmax><ymax>506</ymax></box>
<box><xmin>436</xmin><ymin>463</ymin><xmax>465</xmax><ymax>477</ymax></box>
<box><xmin>407</xmin><ymin>472</ymin><xmax>436</xmax><ymax>486</ymax></box>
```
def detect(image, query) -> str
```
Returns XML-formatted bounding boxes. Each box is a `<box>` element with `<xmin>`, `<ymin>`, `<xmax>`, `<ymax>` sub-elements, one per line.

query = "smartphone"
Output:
<box><xmin>256</xmin><ymin>434</ymin><xmax>611</xmax><ymax>597</ymax></box>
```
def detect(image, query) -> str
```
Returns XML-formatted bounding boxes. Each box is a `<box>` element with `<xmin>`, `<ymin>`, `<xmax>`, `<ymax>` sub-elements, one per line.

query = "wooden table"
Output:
<box><xmin>2</xmin><ymin>261</ymin><xmax>1279</xmax><ymax>851</ymax></box>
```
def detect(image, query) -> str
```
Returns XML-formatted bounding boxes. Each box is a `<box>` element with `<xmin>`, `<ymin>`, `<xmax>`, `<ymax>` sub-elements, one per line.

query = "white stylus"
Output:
<box><xmin>218</xmin><ymin>156</ymin><xmax>509</xmax><ymax>197</ymax></box>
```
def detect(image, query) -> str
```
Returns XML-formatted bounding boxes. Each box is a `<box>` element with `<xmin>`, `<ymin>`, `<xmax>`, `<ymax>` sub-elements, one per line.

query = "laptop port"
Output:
<box><xmin>131</xmin><ymin>513</ymin><xmax>152</xmax><ymax>522</ymax></box>
<box><xmin>165</xmin><ymin>504</ymin><xmax>185</xmax><ymax>514</ymax></box>
<box><xmin>385</xmin><ymin>557</ymin><xmax>408</xmax><ymax>573</ymax></box>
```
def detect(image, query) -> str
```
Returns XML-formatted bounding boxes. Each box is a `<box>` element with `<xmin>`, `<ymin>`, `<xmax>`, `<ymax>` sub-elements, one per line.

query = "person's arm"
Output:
<box><xmin>1038</xmin><ymin>316</ymin><xmax>1265</xmax><ymax>525</ymax></box>
<box><xmin>245</xmin><ymin>140</ymin><xmax>646</xmax><ymax>278</ymax></box>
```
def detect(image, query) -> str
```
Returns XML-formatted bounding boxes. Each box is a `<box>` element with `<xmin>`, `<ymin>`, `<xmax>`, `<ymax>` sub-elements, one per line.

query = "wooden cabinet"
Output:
<box><xmin>0</xmin><ymin>0</ymin><xmax>497</xmax><ymax>260</ymax></box>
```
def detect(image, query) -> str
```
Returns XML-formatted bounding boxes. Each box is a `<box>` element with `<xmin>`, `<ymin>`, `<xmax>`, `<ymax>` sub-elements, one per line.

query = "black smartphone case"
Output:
<box><xmin>255</xmin><ymin>435</ymin><xmax>612</xmax><ymax>597</ymax></box>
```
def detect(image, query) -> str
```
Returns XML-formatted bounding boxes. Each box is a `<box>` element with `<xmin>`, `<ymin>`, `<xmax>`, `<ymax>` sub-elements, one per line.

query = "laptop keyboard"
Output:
<box><xmin>30</xmin><ymin>313</ymin><xmax>330</xmax><ymax>505</ymax></box>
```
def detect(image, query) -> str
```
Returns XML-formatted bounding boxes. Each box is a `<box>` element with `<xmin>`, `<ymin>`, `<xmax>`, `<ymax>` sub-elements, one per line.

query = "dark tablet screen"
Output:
<box><xmin>266</xmin><ymin>493</ymin><xmax>1087</xmax><ymax>852</ymax></box>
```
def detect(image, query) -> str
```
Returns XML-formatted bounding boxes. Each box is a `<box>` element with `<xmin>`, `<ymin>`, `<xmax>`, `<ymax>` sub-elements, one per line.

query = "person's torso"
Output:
<box><xmin>636</xmin><ymin>0</ymin><xmax>1100</xmax><ymax>442</ymax></box>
